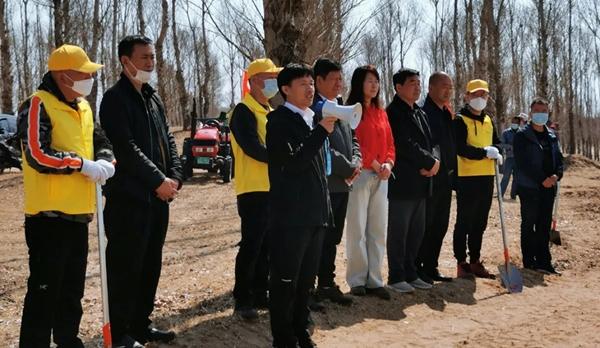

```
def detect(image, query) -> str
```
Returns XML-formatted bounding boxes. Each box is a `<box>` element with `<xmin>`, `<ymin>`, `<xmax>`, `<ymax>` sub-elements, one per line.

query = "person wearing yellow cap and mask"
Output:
<box><xmin>228</xmin><ymin>58</ymin><xmax>282</xmax><ymax>320</ymax></box>
<box><xmin>15</xmin><ymin>44</ymin><xmax>115</xmax><ymax>348</ymax></box>
<box><xmin>452</xmin><ymin>79</ymin><xmax>502</xmax><ymax>280</ymax></box>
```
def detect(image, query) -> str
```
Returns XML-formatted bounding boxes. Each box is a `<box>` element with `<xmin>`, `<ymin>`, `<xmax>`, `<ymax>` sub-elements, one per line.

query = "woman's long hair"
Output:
<box><xmin>345</xmin><ymin>65</ymin><xmax>382</xmax><ymax>109</ymax></box>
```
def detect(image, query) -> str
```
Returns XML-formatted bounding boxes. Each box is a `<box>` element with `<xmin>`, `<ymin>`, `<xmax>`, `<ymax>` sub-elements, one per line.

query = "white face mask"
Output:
<box><xmin>469</xmin><ymin>97</ymin><xmax>487</xmax><ymax>111</ymax></box>
<box><xmin>125</xmin><ymin>59</ymin><xmax>153</xmax><ymax>84</ymax></box>
<box><xmin>65</xmin><ymin>75</ymin><xmax>94</xmax><ymax>97</ymax></box>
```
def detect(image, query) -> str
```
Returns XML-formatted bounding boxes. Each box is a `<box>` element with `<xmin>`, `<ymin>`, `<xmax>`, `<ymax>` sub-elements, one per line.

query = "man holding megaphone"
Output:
<box><xmin>308</xmin><ymin>58</ymin><xmax>361</xmax><ymax>311</ymax></box>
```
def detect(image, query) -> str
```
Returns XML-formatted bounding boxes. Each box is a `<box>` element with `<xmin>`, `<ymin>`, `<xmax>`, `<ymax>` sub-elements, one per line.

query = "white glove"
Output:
<box><xmin>96</xmin><ymin>159</ymin><xmax>116</xmax><ymax>179</ymax></box>
<box><xmin>80</xmin><ymin>159</ymin><xmax>109</xmax><ymax>185</ymax></box>
<box><xmin>496</xmin><ymin>154</ymin><xmax>504</xmax><ymax>165</ymax></box>
<box><xmin>484</xmin><ymin>146</ymin><xmax>499</xmax><ymax>159</ymax></box>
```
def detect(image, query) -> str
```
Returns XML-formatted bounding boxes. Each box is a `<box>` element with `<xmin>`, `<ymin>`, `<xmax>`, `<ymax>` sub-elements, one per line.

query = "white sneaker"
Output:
<box><xmin>409</xmin><ymin>278</ymin><xmax>433</xmax><ymax>290</ymax></box>
<box><xmin>386</xmin><ymin>281</ymin><xmax>415</xmax><ymax>293</ymax></box>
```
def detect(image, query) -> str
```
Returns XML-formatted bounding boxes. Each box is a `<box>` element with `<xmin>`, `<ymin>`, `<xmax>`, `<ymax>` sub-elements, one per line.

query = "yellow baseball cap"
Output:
<box><xmin>247</xmin><ymin>58</ymin><xmax>282</xmax><ymax>78</ymax></box>
<box><xmin>47</xmin><ymin>44</ymin><xmax>104</xmax><ymax>73</ymax></box>
<box><xmin>466</xmin><ymin>79</ymin><xmax>489</xmax><ymax>93</ymax></box>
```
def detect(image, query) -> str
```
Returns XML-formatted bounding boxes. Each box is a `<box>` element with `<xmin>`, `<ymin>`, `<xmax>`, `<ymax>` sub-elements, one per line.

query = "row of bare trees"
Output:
<box><xmin>0</xmin><ymin>0</ymin><xmax>599</xmax><ymax>159</ymax></box>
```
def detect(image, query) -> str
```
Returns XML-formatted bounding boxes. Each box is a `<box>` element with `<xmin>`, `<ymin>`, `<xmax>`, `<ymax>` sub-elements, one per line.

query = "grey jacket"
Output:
<box><xmin>310</xmin><ymin>94</ymin><xmax>362</xmax><ymax>193</ymax></box>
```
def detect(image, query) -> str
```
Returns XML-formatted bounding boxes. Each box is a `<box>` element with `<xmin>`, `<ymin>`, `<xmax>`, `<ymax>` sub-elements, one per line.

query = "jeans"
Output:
<box><xmin>500</xmin><ymin>157</ymin><xmax>517</xmax><ymax>199</ymax></box>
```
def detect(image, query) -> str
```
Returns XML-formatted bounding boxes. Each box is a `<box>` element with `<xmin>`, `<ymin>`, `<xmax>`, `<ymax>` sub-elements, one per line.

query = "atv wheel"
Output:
<box><xmin>221</xmin><ymin>159</ymin><xmax>232</xmax><ymax>183</ymax></box>
<box><xmin>182</xmin><ymin>138</ymin><xmax>194</xmax><ymax>179</ymax></box>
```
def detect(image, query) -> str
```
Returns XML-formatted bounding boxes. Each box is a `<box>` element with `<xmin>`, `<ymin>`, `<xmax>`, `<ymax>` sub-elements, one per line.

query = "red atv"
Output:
<box><xmin>181</xmin><ymin>104</ymin><xmax>233</xmax><ymax>183</ymax></box>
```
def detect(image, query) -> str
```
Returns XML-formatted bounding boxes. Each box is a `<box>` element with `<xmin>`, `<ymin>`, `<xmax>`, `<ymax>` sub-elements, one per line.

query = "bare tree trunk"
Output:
<box><xmin>452</xmin><ymin>0</ymin><xmax>462</xmax><ymax>107</ymax></box>
<box><xmin>22</xmin><ymin>0</ymin><xmax>31</xmax><ymax>94</ymax></box>
<box><xmin>201</xmin><ymin>0</ymin><xmax>211</xmax><ymax>119</ymax></box>
<box><xmin>566</xmin><ymin>0</ymin><xmax>575</xmax><ymax>154</ymax></box>
<box><xmin>87</xmin><ymin>0</ymin><xmax>102</xmax><ymax>115</ymax></box>
<box><xmin>536</xmin><ymin>0</ymin><xmax>549</xmax><ymax>99</ymax></box>
<box><xmin>138</xmin><ymin>0</ymin><xmax>145</xmax><ymax>36</ymax></box>
<box><xmin>172</xmin><ymin>0</ymin><xmax>188</xmax><ymax>128</ymax></box>
<box><xmin>155</xmin><ymin>0</ymin><xmax>170</xmax><ymax>116</ymax></box>
<box><xmin>0</xmin><ymin>0</ymin><xmax>14</xmax><ymax>113</ymax></box>
<box><xmin>52</xmin><ymin>0</ymin><xmax>63</xmax><ymax>47</ymax></box>
<box><xmin>111</xmin><ymin>0</ymin><xmax>118</xmax><ymax>84</ymax></box>
<box><xmin>263</xmin><ymin>0</ymin><xmax>307</xmax><ymax>66</ymax></box>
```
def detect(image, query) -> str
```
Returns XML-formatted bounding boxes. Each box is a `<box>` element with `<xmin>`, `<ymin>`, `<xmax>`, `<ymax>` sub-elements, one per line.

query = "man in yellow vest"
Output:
<box><xmin>453</xmin><ymin>79</ymin><xmax>503</xmax><ymax>279</ymax></box>
<box><xmin>229</xmin><ymin>58</ymin><xmax>282</xmax><ymax>320</ymax></box>
<box><xmin>15</xmin><ymin>44</ymin><xmax>115</xmax><ymax>348</ymax></box>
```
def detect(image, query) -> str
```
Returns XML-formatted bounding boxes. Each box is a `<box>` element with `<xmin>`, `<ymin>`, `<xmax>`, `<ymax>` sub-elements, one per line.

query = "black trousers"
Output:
<box><xmin>317</xmin><ymin>192</ymin><xmax>349</xmax><ymax>287</ymax></box>
<box><xmin>416</xmin><ymin>185</ymin><xmax>452</xmax><ymax>271</ymax></box>
<box><xmin>518</xmin><ymin>185</ymin><xmax>555</xmax><ymax>268</ymax></box>
<box><xmin>19</xmin><ymin>217</ymin><xmax>88</xmax><ymax>348</ymax></box>
<box><xmin>269</xmin><ymin>226</ymin><xmax>325</xmax><ymax>347</ymax></box>
<box><xmin>104</xmin><ymin>193</ymin><xmax>170</xmax><ymax>342</ymax></box>
<box><xmin>453</xmin><ymin>176</ymin><xmax>494</xmax><ymax>263</ymax></box>
<box><xmin>233</xmin><ymin>192</ymin><xmax>269</xmax><ymax>304</ymax></box>
<box><xmin>387</xmin><ymin>198</ymin><xmax>426</xmax><ymax>284</ymax></box>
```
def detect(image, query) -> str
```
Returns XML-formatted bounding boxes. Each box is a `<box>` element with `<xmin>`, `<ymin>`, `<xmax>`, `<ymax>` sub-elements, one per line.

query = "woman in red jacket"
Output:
<box><xmin>345</xmin><ymin>65</ymin><xmax>396</xmax><ymax>300</ymax></box>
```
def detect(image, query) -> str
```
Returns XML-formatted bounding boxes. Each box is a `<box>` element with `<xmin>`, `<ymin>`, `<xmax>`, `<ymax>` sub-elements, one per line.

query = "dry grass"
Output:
<box><xmin>2</xmin><ymin>154</ymin><xmax>600</xmax><ymax>347</ymax></box>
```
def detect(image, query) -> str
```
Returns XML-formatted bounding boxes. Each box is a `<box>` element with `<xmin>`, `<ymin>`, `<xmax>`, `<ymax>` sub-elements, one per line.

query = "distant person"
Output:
<box><xmin>228</xmin><ymin>58</ymin><xmax>282</xmax><ymax>320</ymax></box>
<box><xmin>266</xmin><ymin>63</ymin><xmax>335</xmax><ymax>348</ymax></box>
<box><xmin>99</xmin><ymin>35</ymin><xmax>183</xmax><ymax>348</ymax></box>
<box><xmin>513</xmin><ymin>97</ymin><xmax>564</xmax><ymax>274</ymax></box>
<box><xmin>385</xmin><ymin>68</ymin><xmax>439</xmax><ymax>293</ymax></box>
<box><xmin>16</xmin><ymin>44</ymin><xmax>115</xmax><ymax>348</ymax></box>
<box><xmin>414</xmin><ymin>71</ymin><xmax>457</xmax><ymax>283</ymax></box>
<box><xmin>308</xmin><ymin>58</ymin><xmax>359</xmax><ymax>311</ymax></box>
<box><xmin>345</xmin><ymin>65</ymin><xmax>395</xmax><ymax>300</ymax></box>
<box><xmin>500</xmin><ymin>113</ymin><xmax>527</xmax><ymax>200</ymax></box>
<box><xmin>453</xmin><ymin>79</ymin><xmax>503</xmax><ymax>279</ymax></box>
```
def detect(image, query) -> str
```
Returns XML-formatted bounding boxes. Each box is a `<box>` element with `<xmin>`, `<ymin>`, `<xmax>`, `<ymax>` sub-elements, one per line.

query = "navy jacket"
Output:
<box><xmin>513</xmin><ymin>123</ymin><xmax>564</xmax><ymax>190</ymax></box>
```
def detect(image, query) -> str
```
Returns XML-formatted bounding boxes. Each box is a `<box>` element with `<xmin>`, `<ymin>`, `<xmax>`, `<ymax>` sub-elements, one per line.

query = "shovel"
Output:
<box><xmin>550</xmin><ymin>182</ymin><xmax>562</xmax><ymax>246</ymax></box>
<box><xmin>494</xmin><ymin>161</ymin><xmax>523</xmax><ymax>294</ymax></box>
<box><xmin>96</xmin><ymin>183</ymin><xmax>113</xmax><ymax>348</ymax></box>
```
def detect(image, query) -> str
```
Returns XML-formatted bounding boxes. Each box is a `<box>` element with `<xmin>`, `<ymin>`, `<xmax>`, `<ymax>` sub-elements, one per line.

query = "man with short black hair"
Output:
<box><xmin>513</xmin><ymin>97</ymin><xmax>564</xmax><ymax>274</ymax></box>
<box><xmin>266</xmin><ymin>63</ymin><xmax>335</xmax><ymax>348</ymax></box>
<box><xmin>385</xmin><ymin>68</ymin><xmax>440</xmax><ymax>293</ymax></box>
<box><xmin>308</xmin><ymin>58</ymin><xmax>359</xmax><ymax>310</ymax></box>
<box><xmin>414</xmin><ymin>71</ymin><xmax>456</xmax><ymax>283</ymax></box>
<box><xmin>99</xmin><ymin>35</ymin><xmax>183</xmax><ymax>348</ymax></box>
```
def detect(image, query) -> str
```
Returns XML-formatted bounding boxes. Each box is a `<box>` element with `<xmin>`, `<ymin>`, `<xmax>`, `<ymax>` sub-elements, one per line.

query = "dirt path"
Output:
<box><xmin>1</xmin><ymin>155</ymin><xmax>600</xmax><ymax>348</ymax></box>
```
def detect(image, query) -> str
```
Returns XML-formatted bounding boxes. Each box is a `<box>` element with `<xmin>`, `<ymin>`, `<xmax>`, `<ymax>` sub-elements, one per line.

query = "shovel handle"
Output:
<box><xmin>494</xmin><ymin>161</ymin><xmax>509</xmax><ymax>251</ymax></box>
<box><xmin>96</xmin><ymin>183</ymin><xmax>112</xmax><ymax>348</ymax></box>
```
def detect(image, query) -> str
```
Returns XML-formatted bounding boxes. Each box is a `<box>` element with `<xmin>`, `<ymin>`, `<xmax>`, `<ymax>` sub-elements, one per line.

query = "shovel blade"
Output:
<box><xmin>498</xmin><ymin>262</ymin><xmax>523</xmax><ymax>293</ymax></box>
<box><xmin>550</xmin><ymin>229</ymin><xmax>562</xmax><ymax>246</ymax></box>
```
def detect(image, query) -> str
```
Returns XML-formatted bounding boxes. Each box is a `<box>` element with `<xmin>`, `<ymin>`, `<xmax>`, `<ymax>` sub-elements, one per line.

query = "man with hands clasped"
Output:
<box><xmin>16</xmin><ymin>44</ymin><xmax>116</xmax><ymax>348</ymax></box>
<box><xmin>99</xmin><ymin>35</ymin><xmax>183</xmax><ymax>348</ymax></box>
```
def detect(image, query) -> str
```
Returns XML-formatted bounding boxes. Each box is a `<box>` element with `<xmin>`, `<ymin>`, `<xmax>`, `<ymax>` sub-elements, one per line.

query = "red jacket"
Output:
<box><xmin>355</xmin><ymin>104</ymin><xmax>396</xmax><ymax>171</ymax></box>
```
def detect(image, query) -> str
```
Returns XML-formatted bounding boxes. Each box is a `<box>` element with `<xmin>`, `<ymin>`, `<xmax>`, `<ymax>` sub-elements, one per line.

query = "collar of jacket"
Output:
<box><xmin>522</xmin><ymin>122</ymin><xmax>555</xmax><ymax>144</ymax></box>
<box><xmin>393</xmin><ymin>94</ymin><xmax>419</xmax><ymax>111</ymax></box>
<box><xmin>425</xmin><ymin>95</ymin><xmax>449</xmax><ymax>113</ymax></box>
<box><xmin>458</xmin><ymin>105</ymin><xmax>487</xmax><ymax>122</ymax></box>
<box><xmin>118</xmin><ymin>72</ymin><xmax>156</xmax><ymax>99</ymax></box>
<box><xmin>38</xmin><ymin>71</ymin><xmax>80</xmax><ymax>110</ymax></box>
<box><xmin>243</xmin><ymin>92</ymin><xmax>272</xmax><ymax>112</ymax></box>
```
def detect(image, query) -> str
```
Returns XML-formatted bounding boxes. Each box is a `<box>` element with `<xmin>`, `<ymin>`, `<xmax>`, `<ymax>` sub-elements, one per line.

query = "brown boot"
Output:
<box><xmin>470</xmin><ymin>260</ymin><xmax>497</xmax><ymax>279</ymax></box>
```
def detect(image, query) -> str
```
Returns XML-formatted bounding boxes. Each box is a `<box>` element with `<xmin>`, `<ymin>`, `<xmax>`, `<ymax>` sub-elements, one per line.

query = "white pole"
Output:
<box><xmin>95</xmin><ymin>183</ymin><xmax>112</xmax><ymax>348</ymax></box>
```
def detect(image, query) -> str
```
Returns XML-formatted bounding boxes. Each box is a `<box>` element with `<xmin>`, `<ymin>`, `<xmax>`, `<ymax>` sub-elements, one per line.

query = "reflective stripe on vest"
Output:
<box><xmin>22</xmin><ymin>90</ymin><xmax>96</xmax><ymax>214</ymax></box>
<box><xmin>457</xmin><ymin>114</ymin><xmax>495</xmax><ymax>177</ymax></box>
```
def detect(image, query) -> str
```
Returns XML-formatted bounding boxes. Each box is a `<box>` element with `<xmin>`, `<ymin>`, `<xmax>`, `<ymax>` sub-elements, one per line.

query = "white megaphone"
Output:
<box><xmin>315</xmin><ymin>99</ymin><xmax>362</xmax><ymax>129</ymax></box>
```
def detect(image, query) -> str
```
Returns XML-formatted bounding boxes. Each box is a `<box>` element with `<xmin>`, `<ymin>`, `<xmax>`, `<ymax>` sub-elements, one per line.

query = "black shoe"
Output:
<box><xmin>55</xmin><ymin>338</ymin><xmax>85</xmax><ymax>348</ymax></box>
<box><xmin>113</xmin><ymin>335</ymin><xmax>144</xmax><ymax>348</ymax></box>
<box><xmin>308</xmin><ymin>288</ymin><xmax>326</xmax><ymax>312</ymax></box>
<box><xmin>298</xmin><ymin>338</ymin><xmax>318</xmax><ymax>348</ymax></box>
<box><xmin>366</xmin><ymin>286</ymin><xmax>391</xmax><ymax>300</ymax></box>
<box><xmin>416</xmin><ymin>268</ymin><xmax>435</xmax><ymax>284</ymax></box>
<box><xmin>426</xmin><ymin>268</ymin><xmax>453</xmax><ymax>282</ymax></box>
<box><xmin>234</xmin><ymin>300</ymin><xmax>260</xmax><ymax>320</ymax></box>
<box><xmin>254</xmin><ymin>292</ymin><xmax>269</xmax><ymax>310</ymax></box>
<box><xmin>537</xmin><ymin>265</ymin><xmax>561</xmax><ymax>275</ymax></box>
<box><xmin>318</xmin><ymin>285</ymin><xmax>353</xmax><ymax>306</ymax></box>
<box><xmin>145</xmin><ymin>327</ymin><xmax>176</xmax><ymax>343</ymax></box>
<box><xmin>350</xmin><ymin>286</ymin><xmax>366</xmax><ymax>296</ymax></box>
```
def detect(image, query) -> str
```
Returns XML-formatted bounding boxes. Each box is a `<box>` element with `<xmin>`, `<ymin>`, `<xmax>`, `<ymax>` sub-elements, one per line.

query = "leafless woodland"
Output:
<box><xmin>0</xmin><ymin>0</ymin><xmax>599</xmax><ymax>158</ymax></box>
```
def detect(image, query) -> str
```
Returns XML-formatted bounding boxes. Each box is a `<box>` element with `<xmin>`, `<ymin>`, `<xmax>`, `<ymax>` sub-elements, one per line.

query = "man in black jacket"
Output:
<box><xmin>308</xmin><ymin>58</ymin><xmax>359</xmax><ymax>310</ymax></box>
<box><xmin>266</xmin><ymin>63</ymin><xmax>335</xmax><ymax>348</ymax></box>
<box><xmin>385</xmin><ymin>69</ymin><xmax>440</xmax><ymax>293</ymax></box>
<box><xmin>414</xmin><ymin>72</ymin><xmax>456</xmax><ymax>283</ymax></box>
<box><xmin>99</xmin><ymin>35</ymin><xmax>183</xmax><ymax>348</ymax></box>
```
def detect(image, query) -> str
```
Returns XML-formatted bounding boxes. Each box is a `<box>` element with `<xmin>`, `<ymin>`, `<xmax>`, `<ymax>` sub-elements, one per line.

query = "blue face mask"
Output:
<box><xmin>531</xmin><ymin>113</ymin><xmax>549</xmax><ymax>126</ymax></box>
<box><xmin>510</xmin><ymin>123</ymin><xmax>519</xmax><ymax>130</ymax></box>
<box><xmin>261</xmin><ymin>78</ymin><xmax>279</xmax><ymax>99</ymax></box>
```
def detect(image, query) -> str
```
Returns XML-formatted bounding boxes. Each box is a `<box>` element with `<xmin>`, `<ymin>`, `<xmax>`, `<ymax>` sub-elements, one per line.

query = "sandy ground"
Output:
<box><xmin>2</xmin><ymin>136</ymin><xmax>600</xmax><ymax>347</ymax></box>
